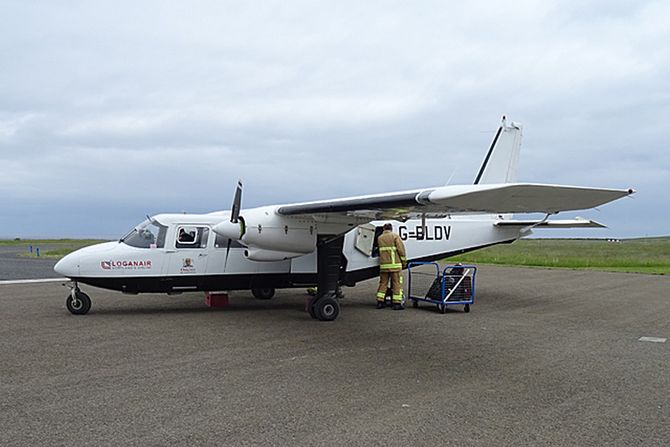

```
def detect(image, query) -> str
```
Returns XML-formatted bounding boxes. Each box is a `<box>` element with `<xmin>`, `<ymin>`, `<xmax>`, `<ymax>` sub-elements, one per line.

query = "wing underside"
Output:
<box><xmin>494</xmin><ymin>217</ymin><xmax>607</xmax><ymax>228</ymax></box>
<box><xmin>277</xmin><ymin>183</ymin><xmax>634</xmax><ymax>220</ymax></box>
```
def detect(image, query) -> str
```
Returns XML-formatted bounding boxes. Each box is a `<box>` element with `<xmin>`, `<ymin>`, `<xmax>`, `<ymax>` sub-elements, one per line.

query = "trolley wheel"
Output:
<box><xmin>412</xmin><ymin>299</ymin><xmax>418</xmax><ymax>308</ymax></box>
<box><xmin>438</xmin><ymin>303</ymin><xmax>447</xmax><ymax>314</ymax></box>
<box><xmin>464</xmin><ymin>304</ymin><xmax>471</xmax><ymax>313</ymax></box>
<box><xmin>66</xmin><ymin>290</ymin><xmax>91</xmax><ymax>315</ymax></box>
<box><xmin>314</xmin><ymin>297</ymin><xmax>340</xmax><ymax>321</ymax></box>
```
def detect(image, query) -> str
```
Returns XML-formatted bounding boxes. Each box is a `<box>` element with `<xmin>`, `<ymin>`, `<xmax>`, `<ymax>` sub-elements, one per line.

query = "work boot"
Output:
<box><xmin>376</xmin><ymin>301</ymin><xmax>385</xmax><ymax>309</ymax></box>
<box><xmin>392</xmin><ymin>303</ymin><xmax>404</xmax><ymax>311</ymax></box>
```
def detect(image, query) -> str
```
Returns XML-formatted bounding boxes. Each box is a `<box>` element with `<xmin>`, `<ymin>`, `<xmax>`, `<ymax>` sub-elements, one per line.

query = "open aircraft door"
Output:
<box><xmin>164</xmin><ymin>225</ymin><xmax>211</xmax><ymax>291</ymax></box>
<box><xmin>354</xmin><ymin>223</ymin><xmax>384</xmax><ymax>258</ymax></box>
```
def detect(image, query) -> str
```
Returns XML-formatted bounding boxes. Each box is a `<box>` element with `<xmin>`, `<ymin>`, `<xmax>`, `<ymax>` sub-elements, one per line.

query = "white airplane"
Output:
<box><xmin>54</xmin><ymin>117</ymin><xmax>634</xmax><ymax>320</ymax></box>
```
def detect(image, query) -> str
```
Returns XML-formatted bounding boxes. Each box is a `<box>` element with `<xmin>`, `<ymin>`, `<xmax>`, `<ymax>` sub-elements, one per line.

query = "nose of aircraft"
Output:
<box><xmin>54</xmin><ymin>252</ymin><xmax>80</xmax><ymax>277</ymax></box>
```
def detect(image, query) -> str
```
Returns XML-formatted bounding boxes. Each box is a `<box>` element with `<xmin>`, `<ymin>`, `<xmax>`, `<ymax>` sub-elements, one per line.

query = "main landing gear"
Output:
<box><xmin>65</xmin><ymin>283</ymin><xmax>91</xmax><ymax>315</ymax></box>
<box><xmin>307</xmin><ymin>295</ymin><xmax>340</xmax><ymax>321</ymax></box>
<box><xmin>251</xmin><ymin>287</ymin><xmax>275</xmax><ymax>300</ymax></box>
<box><xmin>307</xmin><ymin>235</ymin><xmax>345</xmax><ymax>321</ymax></box>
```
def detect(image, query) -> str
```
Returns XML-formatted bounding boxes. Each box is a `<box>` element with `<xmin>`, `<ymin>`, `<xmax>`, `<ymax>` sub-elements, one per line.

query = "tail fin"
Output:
<box><xmin>474</xmin><ymin>116</ymin><xmax>523</xmax><ymax>184</ymax></box>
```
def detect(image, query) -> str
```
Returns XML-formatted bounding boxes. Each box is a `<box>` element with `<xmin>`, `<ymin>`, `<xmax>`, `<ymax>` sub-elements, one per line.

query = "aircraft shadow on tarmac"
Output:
<box><xmin>81</xmin><ymin>295</ymin><xmax>317</xmax><ymax>318</ymax></box>
<box><xmin>85</xmin><ymin>299</ymin><xmax>475</xmax><ymax>317</ymax></box>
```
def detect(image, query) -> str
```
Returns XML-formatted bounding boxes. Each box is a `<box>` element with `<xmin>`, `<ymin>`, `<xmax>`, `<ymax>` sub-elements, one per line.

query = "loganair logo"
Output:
<box><xmin>101</xmin><ymin>260</ymin><xmax>153</xmax><ymax>270</ymax></box>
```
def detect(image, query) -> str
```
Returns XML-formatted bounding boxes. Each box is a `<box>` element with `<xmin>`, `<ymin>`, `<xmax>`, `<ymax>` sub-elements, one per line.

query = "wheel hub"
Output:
<box><xmin>322</xmin><ymin>303</ymin><xmax>335</xmax><ymax>317</ymax></box>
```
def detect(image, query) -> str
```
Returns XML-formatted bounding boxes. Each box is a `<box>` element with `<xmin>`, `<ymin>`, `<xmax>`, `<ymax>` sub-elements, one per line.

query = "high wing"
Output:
<box><xmin>277</xmin><ymin>183</ymin><xmax>634</xmax><ymax>220</ymax></box>
<box><xmin>494</xmin><ymin>217</ymin><xmax>606</xmax><ymax>228</ymax></box>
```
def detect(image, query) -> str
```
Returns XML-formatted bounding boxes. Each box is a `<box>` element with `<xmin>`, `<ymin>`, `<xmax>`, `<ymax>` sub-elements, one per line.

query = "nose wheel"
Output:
<box><xmin>65</xmin><ymin>285</ymin><xmax>91</xmax><ymax>315</ymax></box>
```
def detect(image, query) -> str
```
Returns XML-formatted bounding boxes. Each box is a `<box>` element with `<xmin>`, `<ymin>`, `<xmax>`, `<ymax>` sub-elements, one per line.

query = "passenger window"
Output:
<box><xmin>176</xmin><ymin>226</ymin><xmax>209</xmax><ymax>249</ymax></box>
<box><xmin>199</xmin><ymin>228</ymin><xmax>210</xmax><ymax>248</ymax></box>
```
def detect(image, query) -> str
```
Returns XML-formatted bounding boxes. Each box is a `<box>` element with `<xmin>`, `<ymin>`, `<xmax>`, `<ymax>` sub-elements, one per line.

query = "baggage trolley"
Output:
<box><xmin>407</xmin><ymin>262</ymin><xmax>477</xmax><ymax>313</ymax></box>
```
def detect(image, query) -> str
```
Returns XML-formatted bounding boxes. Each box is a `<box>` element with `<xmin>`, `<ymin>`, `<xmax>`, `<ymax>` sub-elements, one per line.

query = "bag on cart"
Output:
<box><xmin>425</xmin><ymin>276</ymin><xmax>443</xmax><ymax>300</ymax></box>
<box><xmin>445</xmin><ymin>278</ymin><xmax>468</xmax><ymax>300</ymax></box>
<box><xmin>445</xmin><ymin>268</ymin><xmax>472</xmax><ymax>301</ymax></box>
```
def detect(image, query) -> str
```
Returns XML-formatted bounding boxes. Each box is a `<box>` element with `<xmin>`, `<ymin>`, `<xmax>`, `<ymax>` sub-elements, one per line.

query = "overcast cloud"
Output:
<box><xmin>1</xmin><ymin>0</ymin><xmax>668</xmax><ymax>238</ymax></box>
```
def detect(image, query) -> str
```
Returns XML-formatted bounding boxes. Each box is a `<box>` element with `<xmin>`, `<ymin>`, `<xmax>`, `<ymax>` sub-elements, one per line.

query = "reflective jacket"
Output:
<box><xmin>377</xmin><ymin>230</ymin><xmax>407</xmax><ymax>272</ymax></box>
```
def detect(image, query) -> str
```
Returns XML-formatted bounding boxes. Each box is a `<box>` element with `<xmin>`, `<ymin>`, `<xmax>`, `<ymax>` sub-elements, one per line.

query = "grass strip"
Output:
<box><xmin>450</xmin><ymin>238</ymin><xmax>670</xmax><ymax>275</ymax></box>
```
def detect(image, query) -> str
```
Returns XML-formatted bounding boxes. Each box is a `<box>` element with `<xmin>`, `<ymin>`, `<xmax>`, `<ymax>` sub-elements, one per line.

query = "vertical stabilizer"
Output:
<box><xmin>474</xmin><ymin>116</ymin><xmax>523</xmax><ymax>184</ymax></box>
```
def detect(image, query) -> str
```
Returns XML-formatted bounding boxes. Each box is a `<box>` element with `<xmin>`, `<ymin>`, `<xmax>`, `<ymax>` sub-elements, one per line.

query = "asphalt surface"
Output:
<box><xmin>0</xmin><ymin>245</ymin><xmax>61</xmax><ymax>280</ymax></box>
<box><xmin>1</xmin><ymin>267</ymin><xmax>668</xmax><ymax>446</ymax></box>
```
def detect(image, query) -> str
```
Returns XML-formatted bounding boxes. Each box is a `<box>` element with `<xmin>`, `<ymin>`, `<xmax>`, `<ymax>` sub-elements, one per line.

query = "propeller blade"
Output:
<box><xmin>224</xmin><ymin>238</ymin><xmax>232</xmax><ymax>270</ymax></box>
<box><xmin>231</xmin><ymin>180</ymin><xmax>242</xmax><ymax>223</ymax></box>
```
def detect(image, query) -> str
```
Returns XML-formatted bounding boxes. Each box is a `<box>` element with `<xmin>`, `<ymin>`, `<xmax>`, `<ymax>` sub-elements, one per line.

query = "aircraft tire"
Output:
<box><xmin>307</xmin><ymin>297</ymin><xmax>318</xmax><ymax>319</ymax></box>
<box><xmin>251</xmin><ymin>287</ymin><xmax>275</xmax><ymax>300</ymax></box>
<box><xmin>315</xmin><ymin>296</ymin><xmax>339</xmax><ymax>321</ymax></box>
<box><xmin>66</xmin><ymin>291</ymin><xmax>91</xmax><ymax>315</ymax></box>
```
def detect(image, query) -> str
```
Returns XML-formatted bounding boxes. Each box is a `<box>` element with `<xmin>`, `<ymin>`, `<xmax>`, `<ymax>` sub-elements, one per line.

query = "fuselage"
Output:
<box><xmin>54</xmin><ymin>212</ymin><xmax>523</xmax><ymax>294</ymax></box>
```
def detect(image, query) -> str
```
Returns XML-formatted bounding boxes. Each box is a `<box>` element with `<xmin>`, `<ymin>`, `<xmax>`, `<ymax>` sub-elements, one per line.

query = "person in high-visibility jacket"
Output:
<box><xmin>376</xmin><ymin>223</ymin><xmax>407</xmax><ymax>310</ymax></box>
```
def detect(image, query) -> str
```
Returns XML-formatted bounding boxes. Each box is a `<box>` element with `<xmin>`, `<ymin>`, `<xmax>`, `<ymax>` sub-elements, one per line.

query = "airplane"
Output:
<box><xmin>54</xmin><ymin>117</ymin><xmax>634</xmax><ymax>321</ymax></box>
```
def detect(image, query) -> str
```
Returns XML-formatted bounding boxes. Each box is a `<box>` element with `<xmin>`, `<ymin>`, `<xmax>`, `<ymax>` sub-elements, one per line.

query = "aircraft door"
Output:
<box><xmin>354</xmin><ymin>224</ymin><xmax>375</xmax><ymax>256</ymax></box>
<box><xmin>354</xmin><ymin>223</ymin><xmax>384</xmax><ymax>257</ymax></box>
<box><xmin>165</xmin><ymin>225</ymin><xmax>211</xmax><ymax>290</ymax></box>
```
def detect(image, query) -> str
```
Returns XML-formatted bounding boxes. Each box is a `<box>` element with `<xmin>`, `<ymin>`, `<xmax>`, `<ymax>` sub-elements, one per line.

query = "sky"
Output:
<box><xmin>1</xmin><ymin>0</ymin><xmax>668</xmax><ymax>239</ymax></box>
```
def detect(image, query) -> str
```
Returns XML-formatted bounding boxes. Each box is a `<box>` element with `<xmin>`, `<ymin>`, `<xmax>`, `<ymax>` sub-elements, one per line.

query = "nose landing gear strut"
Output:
<box><xmin>64</xmin><ymin>282</ymin><xmax>92</xmax><ymax>315</ymax></box>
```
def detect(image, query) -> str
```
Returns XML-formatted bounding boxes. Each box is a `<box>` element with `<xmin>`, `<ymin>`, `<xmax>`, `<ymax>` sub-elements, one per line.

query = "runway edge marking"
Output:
<box><xmin>0</xmin><ymin>278</ymin><xmax>65</xmax><ymax>285</ymax></box>
<box><xmin>638</xmin><ymin>336</ymin><xmax>667</xmax><ymax>343</ymax></box>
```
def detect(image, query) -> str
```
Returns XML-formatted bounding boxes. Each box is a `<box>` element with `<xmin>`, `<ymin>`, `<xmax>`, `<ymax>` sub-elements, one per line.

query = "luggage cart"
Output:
<box><xmin>407</xmin><ymin>262</ymin><xmax>477</xmax><ymax>313</ymax></box>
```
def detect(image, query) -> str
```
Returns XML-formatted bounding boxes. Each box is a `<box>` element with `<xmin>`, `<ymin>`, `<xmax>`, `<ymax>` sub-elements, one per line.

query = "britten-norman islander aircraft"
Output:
<box><xmin>55</xmin><ymin>117</ymin><xmax>634</xmax><ymax>321</ymax></box>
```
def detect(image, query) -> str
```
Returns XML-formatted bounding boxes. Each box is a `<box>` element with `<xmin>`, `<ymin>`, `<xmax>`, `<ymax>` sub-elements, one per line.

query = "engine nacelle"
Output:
<box><xmin>241</xmin><ymin>206</ymin><xmax>316</xmax><ymax>253</ymax></box>
<box><xmin>212</xmin><ymin>206</ymin><xmax>316</xmax><ymax>255</ymax></box>
<box><xmin>244</xmin><ymin>247</ymin><xmax>307</xmax><ymax>262</ymax></box>
<box><xmin>212</xmin><ymin>220</ymin><xmax>244</xmax><ymax>240</ymax></box>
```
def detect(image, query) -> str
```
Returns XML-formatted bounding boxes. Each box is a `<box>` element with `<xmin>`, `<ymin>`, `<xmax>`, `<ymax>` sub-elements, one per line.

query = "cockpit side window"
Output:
<box><xmin>176</xmin><ymin>226</ymin><xmax>210</xmax><ymax>249</ymax></box>
<box><xmin>122</xmin><ymin>219</ymin><xmax>168</xmax><ymax>249</ymax></box>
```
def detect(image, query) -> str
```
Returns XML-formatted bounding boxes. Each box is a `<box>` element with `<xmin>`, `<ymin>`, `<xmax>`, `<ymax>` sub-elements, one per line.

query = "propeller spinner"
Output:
<box><xmin>213</xmin><ymin>180</ymin><xmax>246</xmax><ymax>241</ymax></box>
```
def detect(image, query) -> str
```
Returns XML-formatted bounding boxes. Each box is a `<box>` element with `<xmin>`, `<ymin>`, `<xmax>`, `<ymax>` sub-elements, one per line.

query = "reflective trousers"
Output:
<box><xmin>376</xmin><ymin>271</ymin><xmax>403</xmax><ymax>304</ymax></box>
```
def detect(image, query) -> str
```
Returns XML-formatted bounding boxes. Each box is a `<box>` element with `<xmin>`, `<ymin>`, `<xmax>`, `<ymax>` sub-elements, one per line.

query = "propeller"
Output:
<box><xmin>224</xmin><ymin>180</ymin><xmax>243</xmax><ymax>270</ymax></box>
<box><xmin>231</xmin><ymin>180</ymin><xmax>243</xmax><ymax>223</ymax></box>
<box><xmin>213</xmin><ymin>180</ymin><xmax>246</xmax><ymax>243</ymax></box>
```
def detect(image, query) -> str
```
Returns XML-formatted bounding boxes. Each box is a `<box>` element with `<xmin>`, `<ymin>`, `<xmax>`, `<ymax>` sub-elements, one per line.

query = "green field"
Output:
<box><xmin>5</xmin><ymin>239</ymin><xmax>110</xmax><ymax>259</ymax></box>
<box><xmin>450</xmin><ymin>237</ymin><xmax>670</xmax><ymax>275</ymax></box>
<box><xmin>0</xmin><ymin>239</ymin><xmax>106</xmax><ymax>246</ymax></box>
<box><xmin>5</xmin><ymin>237</ymin><xmax>669</xmax><ymax>275</ymax></box>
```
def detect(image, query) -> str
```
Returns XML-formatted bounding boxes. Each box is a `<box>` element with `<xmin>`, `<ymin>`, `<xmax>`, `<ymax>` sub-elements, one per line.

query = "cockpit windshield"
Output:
<box><xmin>121</xmin><ymin>218</ymin><xmax>168</xmax><ymax>249</ymax></box>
